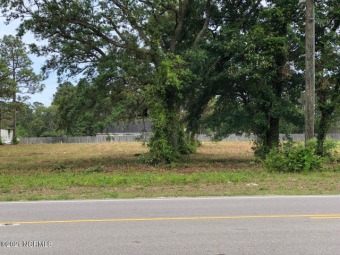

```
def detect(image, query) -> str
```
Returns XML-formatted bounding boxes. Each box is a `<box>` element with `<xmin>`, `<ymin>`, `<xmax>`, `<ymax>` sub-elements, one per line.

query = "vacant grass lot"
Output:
<box><xmin>0</xmin><ymin>142</ymin><xmax>339</xmax><ymax>201</ymax></box>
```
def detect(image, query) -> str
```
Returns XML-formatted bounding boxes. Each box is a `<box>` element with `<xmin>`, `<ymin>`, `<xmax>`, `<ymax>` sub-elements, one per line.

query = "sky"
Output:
<box><xmin>1</xmin><ymin>18</ymin><xmax>57</xmax><ymax>106</ymax></box>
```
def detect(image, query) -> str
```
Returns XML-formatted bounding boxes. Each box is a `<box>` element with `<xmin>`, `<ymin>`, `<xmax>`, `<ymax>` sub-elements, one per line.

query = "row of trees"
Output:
<box><xmin>0</xmin><ymin>0</ymin><xmax>339</xmax><ymax>162</ymax></box>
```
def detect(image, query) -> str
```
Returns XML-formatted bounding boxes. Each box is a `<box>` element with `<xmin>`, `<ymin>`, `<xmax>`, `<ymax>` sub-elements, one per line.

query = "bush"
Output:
<box><xmin>140</xmin><ymin>137</ymin><xmax>180</xmax><ymax>164</ymax></box>
<box><xmin>306</xmin><ymin>138</ymin><xmax>337</xmax><ymax>161</ymax></box>
<box><xmin>264</xmin><ymin>142</ymin><xmax>322</xmax><ymax>173</ymax></box>
<box><xmin>105</xmin><ymin>135</ymin><xmax>115</xmax><ymax>142</ymax></box>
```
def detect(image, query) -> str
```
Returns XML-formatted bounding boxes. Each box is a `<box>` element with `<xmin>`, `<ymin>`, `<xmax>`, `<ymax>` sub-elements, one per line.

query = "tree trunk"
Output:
<box><xmin>305</xmin><ymin>0</ymin><xmax>315</xmax><ymax>143</ymax></box>
<box><xmin>0</xmin><ymin>107</ymin><xmax>2</xmax><ymax>144</ymax></box>
<box><xmin>147</xmin><ymin>87</ymin><xmax>194</xmax><ymax>164</ymax></box>
<box><xmin>316</xmin><ymin>105</ymin><xmax>334</xmax><ymax>156</ymax></box>
<box><xmin>316</xmin><ymin>124</ymin><xmax>326</xmax><ymax>156</ymax></box>
<box><xmin>266</xmin><ymin>116</ymin><xmax>280</xmax><ymax>149</ymax></box>
<box><xmin>12</xmin><ymin>92</ymin><xmax>17</xmax><ymax>144</ymax></box>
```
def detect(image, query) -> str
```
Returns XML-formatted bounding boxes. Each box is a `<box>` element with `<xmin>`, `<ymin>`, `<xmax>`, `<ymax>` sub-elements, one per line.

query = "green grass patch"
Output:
<box><xmin>0</xmin><ymin>142</ymin><xmax>339</xmax><ymax>200</ymax></box>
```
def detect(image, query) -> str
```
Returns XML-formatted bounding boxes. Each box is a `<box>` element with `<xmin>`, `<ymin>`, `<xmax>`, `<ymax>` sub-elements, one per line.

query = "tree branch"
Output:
<box><xmin>170</xmin><ymin>0</ymin><xmax>192</xmax><ymax>52</ymax></box>
<box><xmin>194</xmin><ymin>0</ymin><xmax>211</xmax><ymax>46</ymax></box>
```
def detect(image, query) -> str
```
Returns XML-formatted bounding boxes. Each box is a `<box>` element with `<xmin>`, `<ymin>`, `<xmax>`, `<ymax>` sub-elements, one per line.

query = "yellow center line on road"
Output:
<box><xmin>310</xmin><ymin>216</ymin><xmax>340</xmax><ymax>220</ymax></box>
<box><xmin>1</xmin><ymin>214</ymin><xmax>340</xmax><ymax>225</ymax></box>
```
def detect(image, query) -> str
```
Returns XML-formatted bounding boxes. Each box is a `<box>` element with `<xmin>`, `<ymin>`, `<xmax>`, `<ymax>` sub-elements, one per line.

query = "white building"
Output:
<box><xmin>0</xmin><ymin>129</ymin><xmax>13</xmax><ymax>144</ymax></box>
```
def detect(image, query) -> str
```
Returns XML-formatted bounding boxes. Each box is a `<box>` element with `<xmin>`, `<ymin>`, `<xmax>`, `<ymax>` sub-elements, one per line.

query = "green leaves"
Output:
<box><xmin>0</xmin><ymin>35</ymin><xmax>44</xmax><ymax>97</ymax></box>
<box><xmin>186</xmin><ymin>0</ymin><xmax>307</xmax><ymax>157</ymax></box>
<box><xmin>264</xmin><ymin>142</ymin><xmax>322</xmax><ymax>173</ymax></box>
<box><xmin>0</xmin><ymin>61</ymin><xmax>15</xmax><ymax>100</ymax></box>
<box><xmin>314</xmin><ymin>0</ymin><xmax>340</xmax><ymax>156</ymax></box>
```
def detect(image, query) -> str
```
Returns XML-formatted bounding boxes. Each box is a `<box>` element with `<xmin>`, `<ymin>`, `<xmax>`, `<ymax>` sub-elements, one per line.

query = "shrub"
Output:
<box><xmin>140</xmin><ymin>137</ymin><xmax>180</xmax><ymax>164</ymax></box>
<box><xmin>106</xmin><ymin>135</ymin><xmax>115</xmax><ymax>142</ymax></box>
<box><xmin>264</xmin><ymin>142</ymin><xmax>322</xmax><ymax>173</ymax></box>
<box><xmin>306</xmin><ymin>138</ymin><xmax>337</xmax><ymax>161</ymax></box>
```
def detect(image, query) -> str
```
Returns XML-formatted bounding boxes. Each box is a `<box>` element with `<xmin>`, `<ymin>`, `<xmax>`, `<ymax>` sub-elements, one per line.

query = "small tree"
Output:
<box><xmin>0</xmin><ymin>35</ymin><xmax>44</xmax><ymax>143</ymax></box>
<box><xmin>0</xmin><ymin>61</ymin><xmax>15</xmax><ymax>144</ymax></box>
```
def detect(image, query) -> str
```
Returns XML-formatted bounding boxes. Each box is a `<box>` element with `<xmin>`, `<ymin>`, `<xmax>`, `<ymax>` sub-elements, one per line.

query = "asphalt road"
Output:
<box><xmin>0</xmin><ymin>196</ymin><xmax>339</xmax><ymax>255</ymax></box>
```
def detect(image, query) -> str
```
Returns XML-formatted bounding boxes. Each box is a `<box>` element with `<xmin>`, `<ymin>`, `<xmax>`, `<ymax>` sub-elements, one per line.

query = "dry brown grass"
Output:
<box><xmin>0</xmin><ymin>142</ymin><xmax>256</xmax><ymax>174</ymax></box>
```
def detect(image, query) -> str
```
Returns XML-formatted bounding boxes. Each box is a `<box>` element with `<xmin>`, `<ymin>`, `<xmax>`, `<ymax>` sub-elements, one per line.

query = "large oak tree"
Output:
<box><xmin>1</xmin><ymin>0</ymin><xmax>213</xmax><ymax>161</ymax></box>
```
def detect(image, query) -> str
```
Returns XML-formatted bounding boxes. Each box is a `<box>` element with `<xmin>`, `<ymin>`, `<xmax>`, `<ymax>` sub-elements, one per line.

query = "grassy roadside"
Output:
<box><xmin>0</xmin><ymin>142</ymin><xmax>339</xmax><ymax>201</ymax></box>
